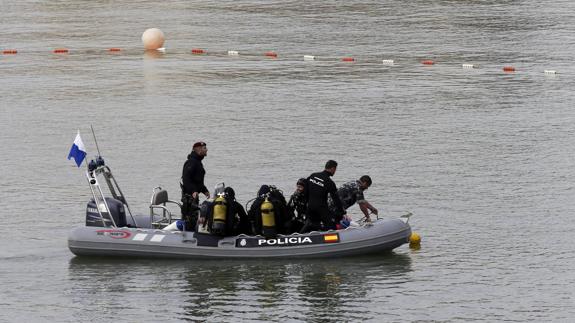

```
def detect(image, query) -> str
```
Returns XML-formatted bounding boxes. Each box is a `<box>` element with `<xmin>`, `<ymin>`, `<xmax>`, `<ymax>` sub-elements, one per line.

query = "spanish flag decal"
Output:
<box><xmin>323</xmin><ymin>233</ymin><xmax>340</xmax><ymax>243</ymax></box>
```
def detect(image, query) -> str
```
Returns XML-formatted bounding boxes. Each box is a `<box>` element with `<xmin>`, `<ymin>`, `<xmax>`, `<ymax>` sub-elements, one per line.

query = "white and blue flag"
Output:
<box><xmin>68</xmin><ymin>131</ymin><xmax>87</xmax><ymax>167</ymax></box>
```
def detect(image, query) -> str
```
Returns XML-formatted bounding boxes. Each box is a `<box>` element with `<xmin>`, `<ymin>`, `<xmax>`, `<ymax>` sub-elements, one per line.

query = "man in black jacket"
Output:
<box><xmin>181</xmin><ymin>141</ymin><xmax>210</xmax><ymax>230</ymax></box>
<box><xmin>300</xmin><ymin>160</ymin><xmax>345</xmax><ymax>233</ymax></box>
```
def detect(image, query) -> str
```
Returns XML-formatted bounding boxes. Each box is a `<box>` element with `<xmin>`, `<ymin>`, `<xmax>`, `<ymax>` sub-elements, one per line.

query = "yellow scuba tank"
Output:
<box><xmin>261</xmin><ymin>197</ymin><xmax>276</xmax><ymax>238</ymax></box>
<box><xmin>212</xmin><ymin>194</ymin><xmax>227</xmax><ymax>234</ymax></box>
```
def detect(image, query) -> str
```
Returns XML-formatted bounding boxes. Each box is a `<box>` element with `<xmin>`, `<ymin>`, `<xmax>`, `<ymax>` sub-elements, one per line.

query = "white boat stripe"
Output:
<box><xmin>133</xmin><ymin>233</ymin><xmax>147</xmax><ymax>241</ymax></box>
<box><xmin>150</xmin><ymin>235</ymin><xmax>165</xmax><ymax>242</ymax></box>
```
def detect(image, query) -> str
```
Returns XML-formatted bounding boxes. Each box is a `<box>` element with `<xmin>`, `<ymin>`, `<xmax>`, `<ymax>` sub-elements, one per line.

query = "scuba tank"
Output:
<box><xmin>261</xmin><ymin>197</ymin><xmax>276</xmax><ymax>238</ymax></box>
<box><xmin>211</xmin><ymin>193</ymin><xmax>227</xmax><ymax>235</ymax></box>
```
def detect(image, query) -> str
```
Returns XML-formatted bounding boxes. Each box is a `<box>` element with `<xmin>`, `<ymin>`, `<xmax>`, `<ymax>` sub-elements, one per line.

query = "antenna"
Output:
<box><xmin>90</xmin><ymin>125</ymin><xmax>102</xmax><ymax>157</ymax></box>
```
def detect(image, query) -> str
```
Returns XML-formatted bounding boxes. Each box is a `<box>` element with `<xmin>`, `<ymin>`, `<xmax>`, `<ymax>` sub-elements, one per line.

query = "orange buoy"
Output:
<box><xmin>342</xmin><ymin>57</ymin><xmax>355</xmax><ymax>62</ymax></box>
<box><xmin>191</xmin><ymin>48</ymin><xmax>205</xmax><ymax>54</ymax></box>
<box><xmin>2</xmin><ymin>49</ymin><xmax>18</xmax><ymax>54</ymax></box>
<box><xmin>265</xmin><ymin>51</ymin><xmax>278</xmax><ymax>58</ymax></box>
<box><xmin>422</xmin><ymin>60</ymin><xmax>434</xmax><ymax>65</ymax></box>
<box><xmin>53</xmin><ymin>48</ymin><xmax>69</xmax><ymax>54</ymax></box>
<box><xmin>503</xmin><ymin>66</ymin><xmax>515</xmax><ymax>72</ymax></box>
<box><xmin>108</xmin><ymin>48</ymin><xmax>122</xmax><ymax>52</ymax></box>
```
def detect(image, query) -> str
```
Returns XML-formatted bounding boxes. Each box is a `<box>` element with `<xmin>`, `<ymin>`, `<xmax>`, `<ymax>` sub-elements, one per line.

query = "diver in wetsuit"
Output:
<box><xmin>286</xmin><ymin>178</ymin><xmax>307</xmax><ymax>233</ymax></box>
<box><xmin>224</xmin><ymin>187</ymin><xmax>251</xmax><ymax>236</ymax></box>
<box><xmin>300</xmin><ymin>160</ymin><xmax>345</xmax><ymax>233</ymax></box>
<box><xmin>181</xmin><ymin>141</ymin><xmax>210</xmax><ymax>231</ymax></box>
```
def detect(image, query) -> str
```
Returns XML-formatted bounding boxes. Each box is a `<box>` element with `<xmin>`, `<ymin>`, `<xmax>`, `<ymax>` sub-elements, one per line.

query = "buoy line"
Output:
<box><xmin>1</xmin><ymin>46</ymin><xmax>561</xmax><ymax>75</ymax></box>
<box><xmin>1</xmin><ymin>28</ymin><xmax>562</xmax><ymax>75</ymax></box>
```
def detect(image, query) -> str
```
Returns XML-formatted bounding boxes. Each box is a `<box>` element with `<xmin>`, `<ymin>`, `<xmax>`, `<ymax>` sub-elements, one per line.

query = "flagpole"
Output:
<box><xmin>90</xmin><ymin>124</ymin><xmax>102</xmax><ymax>157</ymax></box>
<box><xmin>84</xmin><ymin>150</ymin><xmax>90</xmax><ymax>170</ymax></box>
<box><xmin>78</xmin><ymin>129</ymin><xmax>89</xmax><ymax>170</ymax></box>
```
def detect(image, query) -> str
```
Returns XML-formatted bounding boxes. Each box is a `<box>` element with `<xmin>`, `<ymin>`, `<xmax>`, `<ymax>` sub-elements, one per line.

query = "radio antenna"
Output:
<box><xmin>90</xmin><ymin>125</ymin><xmax>102</xmax><ymax>157</ymax></box>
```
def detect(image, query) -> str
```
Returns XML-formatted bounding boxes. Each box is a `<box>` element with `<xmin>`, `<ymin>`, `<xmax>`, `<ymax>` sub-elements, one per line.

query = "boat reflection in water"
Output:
<box><xmin>68</xmin><ymin>253</ymin><xmax>412</xmax><ymax>321</ymax></box>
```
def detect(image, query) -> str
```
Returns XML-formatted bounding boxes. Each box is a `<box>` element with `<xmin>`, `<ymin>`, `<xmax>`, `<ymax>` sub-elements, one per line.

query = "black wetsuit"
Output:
<box><xmin>181</xmin><ymin>151</ymin><xmax>208</xmax><ymax>230</ymax></box>
<box><xmin>287</xmin><ymin>191</ymin><xmax>307</xmax><ymax>233</ymax></box>
<box><xmin>230</xmin><ymin>200</ymin><xmax>250</xmax><ymax>235</ymax></box>
<box><xmin>182</xmin><ymin>151</ymin><xmax>208</xmax><ymax>197</ymax></box>
<box><xmin>300</xmin><ymin>170</ymin><xmax>344</xmax><ymax>232</ymax></box>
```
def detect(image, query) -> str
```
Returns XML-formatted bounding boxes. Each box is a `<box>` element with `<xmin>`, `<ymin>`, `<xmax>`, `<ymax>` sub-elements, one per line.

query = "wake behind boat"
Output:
<box><xmin>67</xmin><ymin>157</ymin><xmax>413</xmax><ymax>259</ymax></box>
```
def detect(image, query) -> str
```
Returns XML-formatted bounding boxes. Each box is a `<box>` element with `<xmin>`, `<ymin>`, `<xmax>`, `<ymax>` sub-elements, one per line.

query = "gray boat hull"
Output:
<box><xmin>68</xmin><ymin>218</ymin><xmax>411</xmax><ymax>259</ymax></box>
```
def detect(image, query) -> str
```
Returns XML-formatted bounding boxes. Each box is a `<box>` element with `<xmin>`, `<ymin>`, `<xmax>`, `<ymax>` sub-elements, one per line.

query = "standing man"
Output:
<box><xmin>300</xmin><ymin>160</ymin><xmax>345</xmax><ymax>233</ymax></box>
<box><xmin>329</xmin><ymin>175</ymin><xmax>379</xmax><ymax>224</ymax></box>
<box><xmin>181</xmin><ymin>141</ymin><xmax>210</xmax><ymax>231</ymax></box>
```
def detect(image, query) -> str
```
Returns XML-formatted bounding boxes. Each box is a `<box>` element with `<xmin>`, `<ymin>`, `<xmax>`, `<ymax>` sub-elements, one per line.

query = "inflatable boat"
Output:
<box><xmin>68</xmin><ymin>158</ymin><xmax>413</xmax><ymax>259</ymax></box>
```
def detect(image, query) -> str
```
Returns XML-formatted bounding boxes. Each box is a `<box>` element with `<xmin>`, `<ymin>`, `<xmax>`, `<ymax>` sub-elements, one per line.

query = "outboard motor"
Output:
<box><xmin>86</xmin><ymin>197</ymin><xmax>127</xmax><ymax>227</ymax></box>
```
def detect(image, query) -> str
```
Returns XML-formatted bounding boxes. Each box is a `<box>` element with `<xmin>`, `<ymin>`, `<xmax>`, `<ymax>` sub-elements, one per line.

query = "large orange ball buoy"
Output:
<box><xmin>142</xmin><ymin>28</ymin><xmax>165</xmax><ymax>50</ymax></box>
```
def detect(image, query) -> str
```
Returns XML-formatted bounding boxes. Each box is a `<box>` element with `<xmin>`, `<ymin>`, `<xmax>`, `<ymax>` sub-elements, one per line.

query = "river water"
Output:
<box><xmin>1</xmin><ymin>0</ymin><xmax>574</xmax><ymax>322</ymax></box>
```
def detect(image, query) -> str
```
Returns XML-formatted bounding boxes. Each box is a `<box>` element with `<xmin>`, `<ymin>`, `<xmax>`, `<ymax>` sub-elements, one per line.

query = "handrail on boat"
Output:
<box><xmin>85</xmin><ymin>162</ymin><xmax>137</xmax><ymax>228</ymax></box>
